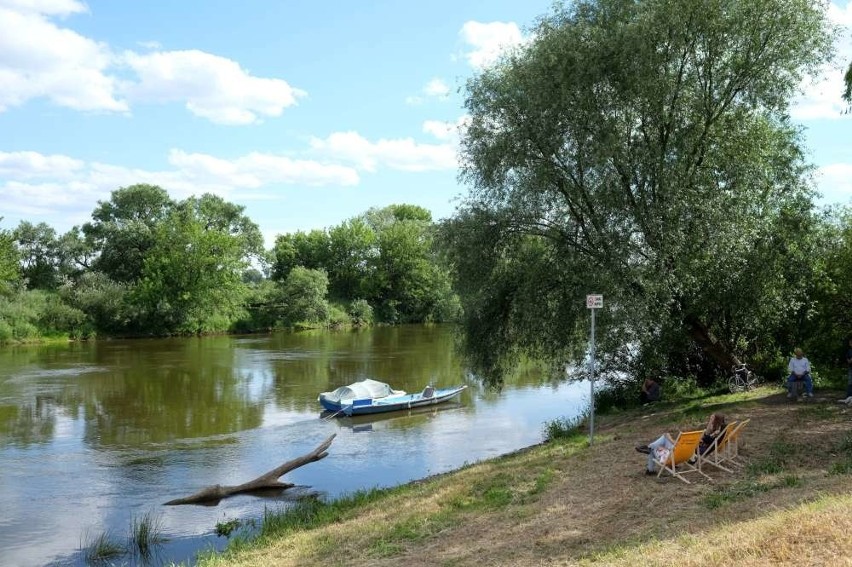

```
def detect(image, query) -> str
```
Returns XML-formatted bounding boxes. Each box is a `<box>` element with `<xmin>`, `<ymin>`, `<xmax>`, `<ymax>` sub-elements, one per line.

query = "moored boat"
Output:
<box><xmin>318</xmin><ymin>379</ymin><xmax>466</xmax><ymax>416</ymax></box>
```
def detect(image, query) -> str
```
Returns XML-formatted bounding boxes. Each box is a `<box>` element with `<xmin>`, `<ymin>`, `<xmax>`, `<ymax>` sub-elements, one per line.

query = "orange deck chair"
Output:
<box><xmin>699</xmin><ymin>420</ymin><xmax>739</xmax><ymax>473</ymax></box>
<box><xmin>653</xmin><ymin>430</ymin><xmax>711</xmax><ymax>484</ymax></box>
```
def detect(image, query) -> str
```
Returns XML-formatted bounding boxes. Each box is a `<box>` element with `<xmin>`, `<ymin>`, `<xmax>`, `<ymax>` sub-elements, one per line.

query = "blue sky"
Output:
<box><xmin>1</xmin><ymin>0</ymin><xmax>850</xmax><ymax>247</ymax></box>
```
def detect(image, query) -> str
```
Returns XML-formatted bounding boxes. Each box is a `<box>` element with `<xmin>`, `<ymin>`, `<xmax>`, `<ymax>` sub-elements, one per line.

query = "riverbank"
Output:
<box><xmin>197</xmin><ymin>385</ymin><xmax>852</xmax><ymax>566</ymax></box>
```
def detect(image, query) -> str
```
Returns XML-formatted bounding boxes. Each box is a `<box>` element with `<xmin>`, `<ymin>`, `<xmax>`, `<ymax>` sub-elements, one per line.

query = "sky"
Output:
<box><xmin>1</xmin><ymin>0</ymin><xmax>851</xmax><ymax>248</ymax></box>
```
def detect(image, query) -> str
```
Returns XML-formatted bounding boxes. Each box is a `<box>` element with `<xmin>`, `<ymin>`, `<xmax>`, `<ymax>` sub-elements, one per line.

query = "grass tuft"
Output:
<box><xmin>128</xmin><ymin>510</ymin><xmax>167</xmax><ymax>559</ymax></box>
<box><xmin>543</xmin><ymin>414</ymin><xmax>585</xmax><ymax>441</ymax></box>
<box><xmin>215</xmin><ymin>517</ymin><xmax>242</xmax><ymax>538</ymax></box>
<box><xmin>81</xmin><ymin>530</ymin><xmax>125</xmax><ymax>563</ymax></box>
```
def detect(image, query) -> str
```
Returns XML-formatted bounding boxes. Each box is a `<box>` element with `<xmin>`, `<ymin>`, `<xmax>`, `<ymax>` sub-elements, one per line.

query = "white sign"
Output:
<box><xmin>586</xmin><ymin>294</ymin><xmax>603</xmax><ymax>309</ymax></box>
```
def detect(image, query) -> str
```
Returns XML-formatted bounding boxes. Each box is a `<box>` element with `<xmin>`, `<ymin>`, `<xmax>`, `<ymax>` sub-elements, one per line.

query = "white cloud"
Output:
<box><xmin>0</xmin><ymin>0</ymin><xmax>86</xmax><ymax>17</ymax></box>
<box><xmin>309</xmin><ymin>131</ymin><xmax>457</xmax><ymax>172</ymax></box>
<box><xmin>167</xmin><ymin>149</ymin><xmax>359</xmax><ymax>187</ymax></box>
<box><xmin>0</xmin><ymin>149</ymin><xmax>360</xmax><ymax>220</ymax></box>
<box><xmin>406</xmin><ymin>78</ymin><xmax>451</xmax><ymax>105</ymax></box>
<box><xmin>122</xmin><ymin>50</ymin><xmax>306</xmax><ymax>125</ymax></box>
<box><xmin>458</xmin><ymin>21</ymin><xmax>525</xmax><ymax>69</ymax></box>
<box><xmin>137</xmin><ymin>39</ymin><xmax>161</xmax><ymax>50</ymax></box>
<box><xmin>0</xmin><ymin>1</ymin><xmax>126</xmax><ymax>113</ymax></box>
<box><xmin>424</xmin><ymin>78</ymin><xmax>450</xmax><ymax>98</ymax></box>
<box><xmin>790</xmin><ymin>2</ymin><xmax>852</xmax><ymax>120</ymax></box>
<box><xmin>0</xmin><ymin>2</ymin><xmax>306</xmax><ymax>124</ymax></box>
<box><xmin>0</xmin><ymin>150</ymin><xmax>84</xmax><ymax>179</ymax></box>
<box><xmin>816</xmin><ymin>162</ymin><xmax>852</xmax><ymax>203</ymax></box>
<box><xmin>422</xmin><ymin>116</ymin><xmax>469</xmax><ymax>142</ymax></box>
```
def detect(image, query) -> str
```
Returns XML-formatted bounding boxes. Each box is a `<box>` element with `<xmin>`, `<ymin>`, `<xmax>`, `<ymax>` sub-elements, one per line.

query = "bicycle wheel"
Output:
<box><xmin>728</xmin><ymin>374</ymin><xmax>744</xmax><ymax>393</ymax></box>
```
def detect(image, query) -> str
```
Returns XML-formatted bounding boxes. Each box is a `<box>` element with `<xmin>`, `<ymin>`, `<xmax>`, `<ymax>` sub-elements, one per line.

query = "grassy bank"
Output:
<box><xmin>194</xmin><ymin>386</ymin><xmax>852</xmax><ymax>566</ymax></box>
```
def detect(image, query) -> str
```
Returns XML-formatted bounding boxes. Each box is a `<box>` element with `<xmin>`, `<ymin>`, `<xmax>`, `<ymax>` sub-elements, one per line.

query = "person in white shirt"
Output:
<box><xmin>787</xmin><ymin>347</ymin><xmax>813</xmax><ymax>399</ymax></box>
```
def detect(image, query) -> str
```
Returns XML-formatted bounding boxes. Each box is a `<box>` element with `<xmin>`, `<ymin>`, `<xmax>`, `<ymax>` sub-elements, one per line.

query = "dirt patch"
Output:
<box><xmin>360</xmin><ymin>388</ymin><xmax>852</xmax><ymax>567</ymax></box>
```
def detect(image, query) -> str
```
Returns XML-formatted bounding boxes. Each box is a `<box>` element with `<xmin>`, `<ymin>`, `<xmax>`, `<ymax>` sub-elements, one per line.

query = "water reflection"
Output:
<box><xmin>0</xmin><ymin>326</ymin><xmax>588</xmax><ymax>567</ymax></box>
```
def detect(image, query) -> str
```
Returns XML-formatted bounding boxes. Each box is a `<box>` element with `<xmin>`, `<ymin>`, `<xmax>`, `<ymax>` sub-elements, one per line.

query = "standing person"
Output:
<box><xmin>787</xmin><ymin>347</ymin><xmax>813</xmax><ymax>399</ymax></box>
<box><xmin>840</xmin><ymin>338</ymin><xmax>852</xmax><ymax>405</ymax></box>
<box><xmin>640</xmin><ymin>377</ymin><xmax>661</xmax><ymax>404</ymax></box>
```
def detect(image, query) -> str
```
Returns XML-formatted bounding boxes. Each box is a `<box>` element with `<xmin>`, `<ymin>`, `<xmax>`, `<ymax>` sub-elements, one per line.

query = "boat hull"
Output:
<box><xmin>320</xmin><ymin>385</ymin><xmax>467</xmax><ymax>416</ymax></box>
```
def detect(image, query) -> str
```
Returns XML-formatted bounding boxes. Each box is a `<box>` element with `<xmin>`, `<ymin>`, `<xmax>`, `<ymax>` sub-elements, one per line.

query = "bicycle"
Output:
<box><xmin>728</xmin><ymin>363</ymin><xmax>757</xmax><ymax>393</ymax></box>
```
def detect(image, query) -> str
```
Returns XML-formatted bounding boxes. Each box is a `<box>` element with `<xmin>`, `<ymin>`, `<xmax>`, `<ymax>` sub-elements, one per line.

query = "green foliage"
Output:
<box><xmin>327</xmin><ymin>303</ymin><xmax>349</xmax><ymax>327</ymax></box>
<box><xmin>214</xmin><ymin>518</ymin><xmax>242</xmax><ymax>538</ymax></box>
<box><xmin>0</xmin><ymin>221</ymin><xmax>21</xmax><ymax>295</ymax></box>
<box><xmin>271</xmin><ymin>230</ymin><xmax>331</xmax><ymax>281</ymax></box>
<box><xmin>13</xmin><ymin>221</ymin><xmax>61</xmax><ymax>290</ymax></box>
<box><xmin>83</xmin><ymin>184</ymin><xmax>174</xmax><ymax>283</ymax></box>
<box><xmin>348</xmin><ymin>298</ymin><xmax>373</xmax><ymax>326</ymax></box>
<box><xmin>796</xmin><ymin>207</ymin><xmax>852</xmax><ymax>367</ymax></box>
<box><xmin>543</xmin><ymin>414</ymin><xmax>585</xmax><ymax>441</ymax></box>
<box><xmin>59</xmin><ymin>271</ymin><xmax>131</xmax><ymax>335</ymax></box>
<box><xmin>132</xmin><ymin>194</ymin><xmax>259</xmax><ymax>334</ymax></box>
<box><xmin>277</xmin><ymin>267</ymin><xmax>330</xmax><ymax>327</ymax></box>
<box><xmin>0</xmin><ymin>289</ymin><xmax>86</xmax><ymax>342</ymax></box>
<box><xmin>446</xmin><ymin>0</ymin><xmax>833</xmax><ymax>385</ymax></box>
<box><xmin>271</xmin><ymin>204</ymin><xmax>460</xmax><ymax>325</ymax></box>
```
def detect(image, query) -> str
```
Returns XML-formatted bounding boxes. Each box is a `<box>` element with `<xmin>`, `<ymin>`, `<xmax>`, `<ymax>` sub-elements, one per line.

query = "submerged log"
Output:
<box><xmin>164</xmin><ymin>434</ymin><xmax>336</xmax><ymax>506</ymax></box>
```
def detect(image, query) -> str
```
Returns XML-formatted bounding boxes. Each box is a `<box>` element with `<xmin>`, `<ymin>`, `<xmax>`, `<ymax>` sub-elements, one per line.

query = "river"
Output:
<box><xmin>0</xmin><ymin>325</ymin><xmax>588</xmax><ymax>566</ymax></box>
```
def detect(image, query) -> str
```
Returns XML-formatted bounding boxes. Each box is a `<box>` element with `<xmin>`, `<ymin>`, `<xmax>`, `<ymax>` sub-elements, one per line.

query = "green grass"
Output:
<box><xmin>704</xmin><ymin>437</ymin><xmax>800</xmax><ymax>509</ymax></box>
<box><xmin>796</xmin><ymin>404</ymin><xmax>837</xmax><ymax>421</ymax></box>
<box><xmin>745</xmin><ymin>439</ymin><xmax>796</xmax><ymax>476</ymax></box>
<box><xmin>215</xmin><ymin>518</ymin><xmax>242</xmax><ymax>538</ymax></box>
<box><xmin>702</xmin><ymin>474</ymin><xmax>800</xmax><ymax>509</ymax></box>
<box><xmin>128</xmin><ymin>510</ymin><xmax>167</xmax><ymax>559</ymax></box>
<box><xmin>828</xmin><ymin>432</ymin><xmax>852</xmax><ymax>475</ymax></box>
<box><xmin>81</xmin><ymin>530</ymin><xmax>125</xmax><ymax>563</ymax></box>
<box><xmin>543</xmin><ymin>414</ymin><xmax>586</xmax><ymax>441</ymax></box>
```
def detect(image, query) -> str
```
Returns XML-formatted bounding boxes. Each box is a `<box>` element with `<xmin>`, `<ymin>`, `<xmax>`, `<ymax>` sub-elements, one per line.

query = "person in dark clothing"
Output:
<box><xmin>698</xmin><ymin>413</ymin><xmax>727</xmax><ymax>455</ymax></box>
<box><xmin>639</xmin><ymin>378</ymin><xmax>661</xmax><ymax>404</ymax></box>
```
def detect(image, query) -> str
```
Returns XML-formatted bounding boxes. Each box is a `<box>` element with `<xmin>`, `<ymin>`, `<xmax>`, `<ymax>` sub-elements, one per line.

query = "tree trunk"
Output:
<box><xmin>164</xmin><ymin>434</ymin><xmax>336</xmax><ymax>506</ymax></box>
<box><xmin>683</xmin><ymin>314</ymin><xmax>742</xmax><ymax>370</ymax></box>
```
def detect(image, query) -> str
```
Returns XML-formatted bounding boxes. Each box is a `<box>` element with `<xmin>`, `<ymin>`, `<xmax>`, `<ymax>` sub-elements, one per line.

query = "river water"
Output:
<box><xmin>0</xmin><ymin>326</ymin><xmax>588</xmax><ymax>566</ymax></box>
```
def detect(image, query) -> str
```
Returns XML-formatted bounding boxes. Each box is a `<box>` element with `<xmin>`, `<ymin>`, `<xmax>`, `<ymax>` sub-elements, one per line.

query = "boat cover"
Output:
<box><xmin>323</xmin><ymin>379</ymin><xmax>396</xmax><ymax>404</ymax></box>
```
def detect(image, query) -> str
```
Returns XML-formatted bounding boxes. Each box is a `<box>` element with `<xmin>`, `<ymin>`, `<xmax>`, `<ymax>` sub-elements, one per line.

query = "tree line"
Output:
<box><xmin>2</xmin><ymin>0</ymin><xmax>851</xmax><ymax>389</ymax></box>
<box><xmin>0</xmin><ymin>185</ymin><xmax>459</xmax><ymax>341</ymax></box>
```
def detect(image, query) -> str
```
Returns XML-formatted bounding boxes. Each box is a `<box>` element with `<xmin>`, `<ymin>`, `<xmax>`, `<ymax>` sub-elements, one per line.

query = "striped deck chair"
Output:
<box><xmin>722</xmin><ymin>418</ymin><xmax>750</xmax><ymax>466</ymax></box>
<box><xmin>654</xmin><ymin>430</ymin><xmax>710</xmax><ymax>484</ymax></box>
<box><xmin>699</xmin><ymin>421</ymin><xmax>739</xmax><ymax>473</ymax></box>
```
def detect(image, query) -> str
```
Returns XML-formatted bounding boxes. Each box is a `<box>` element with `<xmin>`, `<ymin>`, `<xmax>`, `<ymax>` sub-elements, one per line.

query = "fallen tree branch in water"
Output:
<box><xmin>164</xmin><ymin>434</ymin><xmax>336</xmax><ymax>506</ymax></box>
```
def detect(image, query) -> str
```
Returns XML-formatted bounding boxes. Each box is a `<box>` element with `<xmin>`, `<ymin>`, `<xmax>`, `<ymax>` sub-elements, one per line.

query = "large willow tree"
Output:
<box><xmin>445</xmin><ymin>0</ymin><xmax>833</xmax><ymax>382</ymax></box>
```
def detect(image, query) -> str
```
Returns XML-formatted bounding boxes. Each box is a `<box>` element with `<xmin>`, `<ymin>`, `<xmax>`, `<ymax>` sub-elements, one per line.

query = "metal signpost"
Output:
<box><xmin>586</xmin><ymin>294</ymin><xmax>603</xmax><ymax>445</ymax></box>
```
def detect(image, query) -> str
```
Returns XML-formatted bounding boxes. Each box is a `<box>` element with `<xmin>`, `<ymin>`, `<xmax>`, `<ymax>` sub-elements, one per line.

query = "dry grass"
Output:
<box><xmin>198</xmin><ymin>387</ymin><xmax>852</xmax><ymax>567</ymax></box>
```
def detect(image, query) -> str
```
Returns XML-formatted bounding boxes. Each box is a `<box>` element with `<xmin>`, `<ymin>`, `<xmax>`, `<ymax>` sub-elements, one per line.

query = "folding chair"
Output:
<box><xmin>654</xmin><ymin>430</ymin><xmax>710</xmax><ymax>483</ymax></box>
<box><xmin>699</xmin><ymin>421</ymin><xmax>739</xmax><ymax>473</ymax></box>
<box><xmin>721</xmin><ymin>418</ymin><xmax>750</xmax><ymax>466</ymax></box>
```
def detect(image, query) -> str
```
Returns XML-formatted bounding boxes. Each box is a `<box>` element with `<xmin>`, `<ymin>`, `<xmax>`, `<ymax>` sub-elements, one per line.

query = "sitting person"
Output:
<box><xmin>639</xmin><ymin>378</ymin><xmax>661</xmax><ymax>404</ymax></box>
<box><xmin>635</xmin><ymin>413</ymin><xmax>725</xmax><ymax>475</ymax></box>
<box><xmin>698</xmin><ymin>413</ymin><xmax>726</xmax><ymax>456</ymax></box>
<box><xmin>787</xmin><ymin>347</ymin><xmax>814</xmax><ymax>399</ymax></box>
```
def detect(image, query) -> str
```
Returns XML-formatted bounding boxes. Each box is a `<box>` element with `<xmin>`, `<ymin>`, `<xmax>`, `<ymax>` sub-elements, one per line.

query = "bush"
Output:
<box><xmin>543</xmin><ymin>414</ymin><xmax>585</xmax><ymax>441</ymax></box>
<box><xmin>348</xmin><ymin>299</ymin><xmax>373</xmax><ymax>326</ymax></box>
<box><xmin>327</xmin><ymin>304</ymin><xmax>349</xmax><ymax>327</ymax></box>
